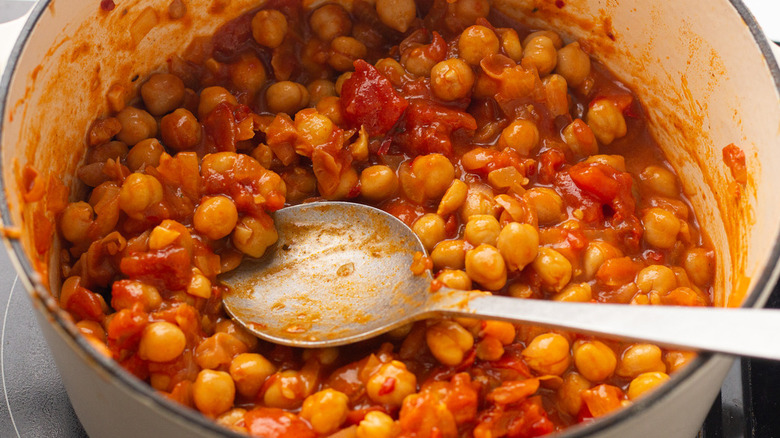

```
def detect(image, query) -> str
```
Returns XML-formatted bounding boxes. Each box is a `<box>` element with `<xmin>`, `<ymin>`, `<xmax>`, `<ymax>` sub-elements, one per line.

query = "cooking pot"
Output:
<box><xmin>1</xmin><ymin>0</ymin><xmax>778</xmax><ymax>436</ymax></box>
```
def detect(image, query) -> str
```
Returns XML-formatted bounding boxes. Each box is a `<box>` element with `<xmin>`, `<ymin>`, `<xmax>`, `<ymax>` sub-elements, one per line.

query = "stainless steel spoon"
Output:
<box><xmin>220</xmin><ymin>201</ymin><xmax>780</xmax><ymax>360</ymax></box>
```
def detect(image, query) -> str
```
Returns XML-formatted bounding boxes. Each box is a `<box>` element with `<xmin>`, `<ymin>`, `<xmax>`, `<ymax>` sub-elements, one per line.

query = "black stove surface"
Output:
<box><xmin>0</xmin><ymin>240</ymin><xmax>777</xmax><ymax>437</ymax></box>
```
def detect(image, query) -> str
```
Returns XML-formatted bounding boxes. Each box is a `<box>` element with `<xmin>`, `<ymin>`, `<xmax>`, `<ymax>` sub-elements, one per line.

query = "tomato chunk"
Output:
<box><xmin>244</xmin><ymin>407</ymin><xmax>316</xmax><ymax>438</ymax></box>
<box><xmin>341</xmin><ymin>59</ymin><xmax>408</xmax><ymax>136</ymax></box>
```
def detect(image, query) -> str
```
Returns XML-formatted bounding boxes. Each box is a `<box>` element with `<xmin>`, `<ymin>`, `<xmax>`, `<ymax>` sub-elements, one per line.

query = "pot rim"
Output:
<box><xmin>0</xmin><ymin>0</ymin><xmax>778</xmax><ymax>436</ymax></box>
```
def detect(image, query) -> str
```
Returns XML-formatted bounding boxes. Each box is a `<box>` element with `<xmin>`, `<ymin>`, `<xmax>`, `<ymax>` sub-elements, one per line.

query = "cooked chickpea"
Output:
<box><xmin>198</xmin><ymin>86</ymin><xmax>238</xmax><ymax>119</ymax></box>
<box><xmin>522</xmin><ymin>333</ymin><xmax>571</xmax><ymax>376</ymax></box>
<box><xmin>642</xmin><ymin>208</ymin><xmax>681</xmax><ymax>249</ymax></box>
<box><xmin>635</xmin><ymin>265</ymin><xmax>677</xmax><ymax>294</ymax></box>
<box><xmin>466</xmin><ymin>244</ymin><xmax>507</xmax><ymax>290</ymax></box>
<box><xmin>587</xmin><ymin>100</ymin><xmax>627</xmax><ymax>145</ymax></box>
<box><xmin>216</xmin><ymin>408</ymin><xmax>248</xmax><ymax>432</ymax></box>
<box><xmin>573</xmin><ymin>340</ymin><xmax>617</xmax><ymax>382</ymax></box>
<box><xmin>498</xmin><ymin>28</ymin><xmax>523</xmax><ymax>61</ymax></box>
<box><xmin>141</xmin><ymin>73</ymin><xmax>185</xmax><ymax>116</ymax></box>
<box><xmin>436</xmin><ymin>269</ymin><xmax>472</xmax><ymax>290</ymax></box>
<box><xmin>119</xmin><ymin>173</ymin><xmax>163</xmax><ymax>219</ymax></box>
<box><xmin>412</xmin><ymin>213</ymin><xmax>446</xmax><ymax>252</ymax></box>
<box><xmin>266</xmin><ymin>81</ymin><xmax>310</xmax><ymax>115</ymax></box>
<box><xmin>335</xmin><ymin>72</ymin><xmax>352</xmax><ymax>96</ymax></box>
<box><xmin>426</xmin><ymin>320</ymin><xmax>474</xmax><ymax>366</ymax></box>
<box><xmin>161</xmin><ymin>108</ymin><xmax>202</xmax><ymax>151</ymax></box>
<box><xmin>360</xmin><ymin>165</ymin><xmax>399</xmax><ymax>201</ymax></box>
<box><xmin>138</xmin><ymin>321</ymin><xmax>186</xmax><ymax>362</ymax></box>
<box><xmin>664</xmin><ymin>350</ymin><xmax>697</xmax><ymax>373</ymax></box>
<box><xmin>458</xmin><ymin>25</ymin><xmax>499</xmax><ymax>66</ymax></box>
<box><xmin>193</xmin><ymin>370</ymin><xmax>236</xmax><ymax>417</ymax></box>
<box><xmin>77</xmin><ymin>320</ymin><xmax>106</xmax><ymax>341</ymax></box>
<box><xmin>411</xmin><ymin>153</ymin><xmax>455</xmax><ymax>200</ymax></box>
<box><xmin>329</xmin><ymin>36</ymin><xmax>368</xmax><ymax>72</ymax></box>
<box><xmin>116</xmin><ymin>106</ymin><xmax>157</xmax><ymax>145</ymax></box>
<box><xmin>464</xmin><ymin>214</ymin><xmax>501</xmax><ymax>246</ymax></box>
<box><xmin>322</xmin><ymin>166</ymin><xmax>359</xmax><ymax>200</ymax></box>
<box><xmin>497</xmin><ymin>222</ymin><xmax>539</xmax><ymax>271</ymax></box>
<box><xmin>366</xmin><ymin>360</ymin><xmax>417</xmax><ymax>407</ymax></box>
<box><xmin>617</xmin><ymin>344</ymin><xmax>666</xmax><ymax>378</ymax></box>
<box><xmin>430</xmin><ymin>58</ymin><xmax>475</xmax><ymax>101</ymax></box>
<box><xmin>522</xmin><ymin>36</ymin><xmax>557</xmax><ymax>75</ymax></box>
<box><xmin>295</xmin><ymin>109</ymin><xmax>335</xmax><ymax>146</ymax></box>
<box><xmin>300</xmin><ymin>389</ymin><xmax>350</xmax><ymax>435</ymax></box>
<box><xmin>583</xmin><ymin>241</ymin><xmax>622</xmax><ymax>279</ymax></box>
<box><xmin>251</xmin><ymin>9</ymin><xmax>288</xmax><ymax>48</ymax></box>
<box><xmin>86</xmin><ymin>140</ymin><xmax>128</xmax><ymax>165</ymax></box>
<box><xmin>375</xmin><ymin>0</ymin><xmax>416</xmax><ymax>33</ymax></box>
<box><xmin>375</xmin><ymin>58</ymin><xmax>406</xmax><ymax>86</ymax></box>
<box><xmin>460</xmin><ymin>183</ymin><xmax>499</xmax><ymax>221</ymax></box>
<box><xmin>627</xmin><ymin>372</ymin><xmax>670</xmax><ymax>400</ymax></box>
<box><xmin>263</xmin><ymin>370</ymin><xmax>310</xmax><ymax>409</ymax></box>
<box><xmin>61</xmin><ymin>201</ymin><xmax>93</xmax><ymax>242</ymax></box>
<box><xmin>112</xmin><ymin>279</ymin><xmax>162</xmax><ymax>311</ymax></box>
<box><xmin>437</xmin><ymin>180</ymin><xmax>469</xmax><ymax>216</ymax></box>
<box><xmin>639</xmin><ymin>165</ymin><xmax>678</xmax><ymax>198</ymax></box>
<box><xmin>532</xmin><ymin>247</ymin><xmax>572</xmax><ymax>292</ymax></box>
<box><xmin>523</xmin><ymin>30</ymin><xmax>564</xmax><ymax>49</ymax></box>
<box><xmin>194</xmin><ymin>196</ymin><xmax>238</xmax><ymax>240</ymax></box>
<box><xmin>558</xmin><ymin>372</ymin><xmax>592</xmax><ymax>416</ymax></box>
<box><xmin>316</xmin><ymin>96</ymin><xmax>344</xmax><ymax>125</ymax></box>
<box><xmin>498</xmin><ymin>119</ymin><xmax>539</xmax><ymax>156</ymax></box>
<box><xmin>555</xmin><ymin>42</ymin><xmax>591</xmax><ymax>87</ymax></box>
<box><xmin>553</xmin><ymin>282</ymin><xmax>592</xmax><ymax>302</ymax></box>
<box><xmin>586</xmin><ymin>154</ymin><xmax>627</xmax><ymax>172</ymax></box>
<box><xmin>232</xmin><ymin>216</ymin><xmax>279</xmax><ymax>258</ymax></box>
<box><xmin>126</xmin><ymin>138</ymin><xmax>165</xmax><ymax>170</ymax></box>
<box><xmin>683</xmin><ymin>248</ymin><xmax>714</xmax><ymax>287</ymax></box>
<box><xmin>310</xmin><ymin>4</ymin><xmax>352</xmax><ymax>42</ymax></box>
<box><xmin>357</xmin><ymin>411</ymin><xmax>399</xmax><ymax>438</ymax></box>
<box><xmin>307</xmin><ymin>79</ymin><xmax>337</xmax><ymax>106</ymax></box>
<box><xmin>230</xmin><ymin>53</ymin><xmax>267</xmax><ymax>93</ymax></box>
<box><xmin>229</xmin><ymin>353</ymin><xmax>276</xmax><ymax>398</ymax></box>
<box><xmin>431</xmin><ymin>239</ymin><xmax>467</xmax><ymax>270</ymax></box>
<box><xmin>525</xmin><ymin>188</ymin><xmax>564</xmax><ymax>224</ymax></box>
<box><xmin>562</xmin><ymin>119</ymin><xmax>598</xmax><ymax>157</ymax></box>
<box><xmin>543</xmin><ymin>74</ymin><xmax>569</xmax><ymax>117</ymax></box>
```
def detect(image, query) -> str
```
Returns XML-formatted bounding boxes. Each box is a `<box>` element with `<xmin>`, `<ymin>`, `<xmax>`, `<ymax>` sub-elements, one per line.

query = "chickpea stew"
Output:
<box><xmin>59</xmin><ymin>0</ymin><xmax>715</xmax><ymax>437</ymax></box>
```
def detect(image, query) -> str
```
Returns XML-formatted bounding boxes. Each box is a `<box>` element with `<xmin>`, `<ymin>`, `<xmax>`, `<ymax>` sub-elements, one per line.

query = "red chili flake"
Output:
<box><xmin>378</xmin><ymin>377</ymin><xmax>396</xmax><ymax>396</ymax></box>
<box><xmin>555</xmin><ymin>0</ymin><xmax>565</xmax><ymax>8</ymax></box>
<box><xmin>100</xmin><ymin>0</ymin><xmax>116</xmax><ymax>11</ymax></box>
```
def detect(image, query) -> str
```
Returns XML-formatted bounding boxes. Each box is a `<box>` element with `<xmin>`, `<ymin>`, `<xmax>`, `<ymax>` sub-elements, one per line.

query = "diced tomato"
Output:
<box><xmin>397</xmin><ymin>100</ymin><xmax>477</xmax><ymax>156</ymax></box>
<box><xmin>341</xmin><ymin>59</ymin><xmax>409</xmax><ymax>136</ymax></box>
<box><xmin>581</xmin><ymin>384</ymin><xmax>625</xmax><ymax>418</ymax></box>
<box><xmin>506</xmin><ymin>396</ymin><xmax>555</xmax><ymax>438</ymax></box>
<box><xmin>119</xmin><ymin>246</ymin><xmax>192</xmax><ymax>291</ymax></box>
<box><xmin>538</xmin><ymin>149</ymin><xmax>566</xmax><ymax>184</ymax></box>
<box><xmin>244</xmin><ymin>407</ymin><xmax>316</xmax><ymax>438</ymax></box>
<box><xmin>722</xmin><ymin>143</ymin><xmax>747</xmax><ymax>184</ymax></box>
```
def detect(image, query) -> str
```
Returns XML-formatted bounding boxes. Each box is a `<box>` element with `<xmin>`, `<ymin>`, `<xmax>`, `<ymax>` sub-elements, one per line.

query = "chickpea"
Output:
<box><xmin>498</xmin><ymin>28</ymin><xmax>523</xmax><ymax>61</ymax></box>
<box><xmin>322</xmin><ymin>167</ymin><xmax>359</xmax><ymax>200</ymax></box>
<box><xmin>436</xmin><ymin>269</ymin><xmax>472</xmax><ymax>290</ymax></box>
<box><xmin>664</xmin><ymin>350</ymin><xmax>697</xmax><ymax>373</ymax></box>
<box><xmin>639</xmin><ymin>165</ymin><xmax>678</xmax><ymax>198</ymax></box>
<box><xmin>360</xmin><ymin>165</ymin><xmax>399</xmax><ymax>201</ymax></box>
<box><xmin>216</xmin><ymin>408</ymin><xmax>248</xmax><ymax>432</ymax></box>
<box><xmin>437</xmin><ymin>180</ymin><xmax>469</xmax><ymax>216</ymax></box>
<box><xmin>411</xmin><ymin>154</ymin><xmax>455</xmax><ymax>200</ymax></box>
<box><xmin>198</xmin><ymin>86</ymin><xmax>238</xmax><ymax>119</ymax></box>
<box><xmin>465</xmin><ymin>244</ymin><xmax>507</xmax><ymax>290</ymax></box>
<box><xmin>266</xmin><ymin>81</ymin><xmax>310</xmax><ymax>115</ymax></box>
<box><xmin>193</xmin><ymin>370</ymin><xmax>235</xmax><ymax>417</ymax></box>
<box><xmin>111</xmin><ymin>279</ymin><xmax>162</xmax><ymax>311</ymax></box>
<box><xmin>161</xmin><ymin>108</ymin><xmax>202</xmax><ymax>151</ymax></box>
<box><xmin>375</xmin><ymin>58</ymin><xmax>406</xmax><ymax>87</ymax></box>
<box><xmin>230</xmin><ymin>53</ymin><xmax>267</xmax><ymax>93</ymax></box>
<box><xmin>562</xmin><ymin>119</ymin><xmax>598</xmax><ymax>158</ymax></box>
<box><xmin>60</xmin><ymin>201</ymin><xmax>93</xmax><ymax>242</ymax></box>
<box><xmin>523</xmin><ymin>30</ymin><xmax>564</xmax><ymax>49</ymax></box>
<box><xmin>497</xmin><ymin>222</ymin><xmax>538</xmax><ymax>272</ymax></box>
<box><xmin>126</xmin><ymin>138</ymin><xmax>165</xmax><ymax>171</ymax></box>
<box><xmin>586</xmin><ymin>99</ymin><xmax>627</xmax><ymax>145</ymax></box>
<box><xmin>77</xmin><ymin>320</ymin><xmax>106</xmax><ymax>341</ymax></box>
<box><xmin>306</xmin><ymin>79</ymin><xmax>337</xmax><ymax>106</ymax></box>
<box><xmin>375</xmin><ymin>0</ymin><xmax>416</xmax><ymax>33</ymax></box>
<box><xmin>683</xmin><ymin>248</ymin><xmax>714</xmax><ymax>287</ymax></box>
<box><xmin>555</xmin><ymin>42</ymin><xmax>591</xmax><ymax>87</ymax></box>
<box><xmin>464</xmin><ymin>215</ymin><xmax>501</xmax><ymax>246</ymax></box>
<box><xmin>586</xmin><ymin>154</ymin><xmax>626</xmax><ymax>172</ymax></box>
<box><xmin>300</xmin><ymin>389</ymin><xmax>350</xmax><ymax>435</ymax></box>
<box><xmin>119</xmin><ymin>173</ymin><xmax>163</xmax><ymax>219</ymax></box>
<box><xmin>498</xmin><ymin>119</ymin><xmax>539</xmax><ymax>156</ymax></box>
<box><xmin>583</xmin><ymin>241</ymin><xmax>622</xmax><ymax>279</ymax></box>
<box><xmin>642</xmin><ymin>208</ymin><xmax>681</xmax><ymax>249</ymax></box>
<box><xmin>335</xmin><ymin>72</ymin><xmax>352</xmax><ymax>96</ymax></box>
<box><xmin>228</xmin><ymin>353</ymin><xmax>276</xmax><ymax>398</ymax></box>
<box><xmin>426</xmin><ymin>320</ymin><xmax>474</xmax><ymax>366</ymax></box>
<box><xmin>627</xmin><ymin>372</ymin><xmax>670</xmax><ymax>400</ymax></box>
<box><xmin>329</xmin><ymin>36</ymin><xmax>368</xmax><ymax>72</ymax></box>
<box><xmin>116</xmin><ymin>106</ymin><xmax>157</xmax><ymax>145</ymax></box>
<box><xmin>460</xmin><ymin>183</ymin><xmax>499</xmax><ymax>221</ymax></box>
<box><xmin>316</xmin><ymin>96</ymin><xmax>344</xmax><ymax>125</ymax></box>
<box><xmin>573</xmin><ymin>340</ymin><xmax>617</xmax><ymax>382</ymax></box>
<box><xmin>459</xmin><ymin>25</ymin><xmax>499</xmax><ymax>66</ymax></box>
<box><xmin>193</xmin><ymin>196</ymin><xmax>238</xmax><ymax>240</ymax></box>
<box><xmin>251</xmin><ymin>9</ymin><xmax>287</xmax><ymax>48</ymax></box>
<box><xmin>232</xmin><ymin>216</ymin><xmax>279</xmax><ymax>258</ymax></box>
<box><xmin>263</xmin><ymin>370</ymin><xmax>311</xmax><ymax>409</ymax></box>
<box><xmin>141</xmin><ymin>73</ymin><xmax>185</xmax><ymax>116</ymax></box>
<box><xmin>430</xmin><ymin>58</ymin><xmax>475</xmax><ymax>101</ymax></box>
<box><xmin>431</xmin><ymin>239</ymin><xmax>467</xmax><ymax>270</ymax></box>
<box><xmin>412</xmin><ymin>214</ymin><xmax>446</xmax><ymax>252</ymax></box>
<box><xmin>357</xmin><ymin>411</ymin><xmax>399</xmax><ymax>438</ymax></box>
<box><xmin>522</xmin><ymin>36</ymin><xmax>557</xmax><ymax>75</ymax></box>
<box><xmin>532</xmin><ymin>247</ymin><xmax>572</xmax><ymax>292</ymax></box>
<box><xmin>138</xmin><ymin>321</ymin><xmax>186</xmax><ymax>362</ymax></box>
<box><xmin>295</xmin><ymin>109</ymin><xmax>335</xmax><ymax>146</ymax></box>
<box><xmin>310</xmin><ymin>4</ymin><xmax>352</xmax><ymax>42</ymax></box>
<box><xmin>476</xmin><ymin>336</ymin><xmax>504</xmax><ymax>361</ymax></box>
<box><xmin>553</xmin><ymin>282</ymin><xmax>592</xmax><ymax>302</ymax></box>
<box><xmin>522</xmin><ymin>333</ymin><xmax>571</xmax><ymax>376</ymax></box>
<box><xmin>524</xmin><ymin>188</ymin><xmax>564</xmax><ymax>224</ymax></box>
<box><xmin>635</xmin><ymin>265</ymin><xmax>677</xmax><ymax>294</ymax></box>
<box><xmin>617</xmin><ymin>344</ymin><xmax>666</xmax><ymax>378</ymax></box>
<box><xmin>366</xmin><ymin>360</ymin><xmax>417</xmax><ymax>407</ymax></box>
<box><xmin>86</xmin><ymin>140</ymin><xmax>128</xmax><ymax>165</ymax></box>
<box><xmin>558</xmin><ymin>372</ymin><xmax>592</xmax><ymax>416</ymax></box>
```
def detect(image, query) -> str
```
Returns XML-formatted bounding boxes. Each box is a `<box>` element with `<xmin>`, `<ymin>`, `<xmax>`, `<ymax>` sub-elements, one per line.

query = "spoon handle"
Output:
<box><xmin>428</xmin><ymin>290</ymin><xmax>780</xmax><ymax>360</ymax></box>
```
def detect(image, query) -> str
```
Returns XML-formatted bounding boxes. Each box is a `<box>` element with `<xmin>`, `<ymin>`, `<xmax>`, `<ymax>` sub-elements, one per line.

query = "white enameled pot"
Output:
<box><xmin>1</xmin><ymin>0</ymin><xmax>779</xmax><ymax>437</ymax></box>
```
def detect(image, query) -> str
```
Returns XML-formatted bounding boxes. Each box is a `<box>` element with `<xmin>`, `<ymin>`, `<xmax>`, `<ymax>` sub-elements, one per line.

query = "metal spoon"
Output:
<box><xmin>220</xmin><ymin>202</ymin><xmax>780</xmax><ymax>360</ymax></box>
